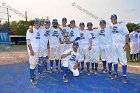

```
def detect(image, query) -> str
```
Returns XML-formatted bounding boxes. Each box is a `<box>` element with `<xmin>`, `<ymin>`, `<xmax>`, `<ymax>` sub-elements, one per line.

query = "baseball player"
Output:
<box><xmin>129</xmin><ymin>26</ymin><xmax>139</xmax><ymax>61</ymax></box>
<box><xmin>138</xmin><ymin>29</ymin><xmax>140</xmax><ymax>59</ymax></box>
<box><xmin>26</xmin><ymin>19</ymin><xmax>41</xmax><ymax>84</ymax></box>
<box><xmin>98</xmin><ymin>20</ymin><xmax>113</xmax><ymax>77</ymax></box>
<box><xmin>79</xmin><ymin>22</ymin><xmax>92</xmax><ymax>75</ymax></box>
<box><xmin>37</xmin><ymin>20</ymin><xmax>51</xmax><ymax>77</ymax></box>
<box><xmin>49</xmin><ymin>19</ymin><xmax>62</xmax><ymax>73</ymax></box>
<box><xmin>110</xmin><ymin>14</ymin><xmax>129</xmax><ymax>83</ymax></box>
<box><xmin>87</xmin><ymin>22</ymin><xmax>100</xmax><ymax>74</ymax></box>
<box><xmin>59</xmin><ymin>17</ymin><xmax>71</xmax><ymax>72</ymax></box>
<box><xmin>61</xmin><ymin>42</ymin><xmax>81</xmax><ymax>82</ymax></box>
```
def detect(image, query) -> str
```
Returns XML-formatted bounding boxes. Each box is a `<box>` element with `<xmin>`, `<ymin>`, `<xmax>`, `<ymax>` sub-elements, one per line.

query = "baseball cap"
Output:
<box><xmin>70</xmin><ymin>20</ymin><xmax>75</xmax><ymax>23</ymax></box>
<box><xmin>62</xmin><ymin>17</ymin><xmax>67</xmax><ymax>21</ymax></box>
<box><xmin>110</xmin><ymin>14</ymin><xmax>117</xmax><ymax>19</ymax></box>
<box><xmin>87</xmin><ymin>22</ymin><xmax>93</xmax><ymax>26</ymax></box>
<box><xmin>79</xmin><ymin>22</ymin><xmax>85</xmax><ymax>26</ymax></box>
<box><xmin>133</xmin><ymin>26</ymin><xmax>140</xmax><ymax>30</ymax></box>
<box><xmin>99</xmin><ymin>20</ymin><xmax>106</xmax><ymax>24</ymax></box>
<box><xmin>73</xmin><ymin>42</ymin><xmax>79</xmax><ymax>46</ymax></box>
<box><xmin>44</xmin><ymin>20</ymin><xmax>50</xmax><ymax>24</ymax></box>
<box><xmin>52</xmin><ymin>19</ymin><xmax>58</xmax><ymax>23</ymax></box>
<box><xmin>34</xmin><ymin>19</ymin><xmax>41</xmax><ymax>24</ymax></box>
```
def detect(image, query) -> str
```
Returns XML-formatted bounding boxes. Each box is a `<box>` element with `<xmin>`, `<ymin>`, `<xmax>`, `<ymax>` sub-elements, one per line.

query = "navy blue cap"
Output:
<box><xmin>99</xmin><ymin>20</ymin><xmax>106</xmax><ymax>24</ymax></box>
<box><xmin>87</xmin><ymin>22</ymin><xmax>93</xmax><ymax>26</ymax></box>
<box><xmin>70</xmin><ymin>20</ymin><xmax>75</xmax><ymax>23</ymax></box>
<box><xmin>73</xmin><ymin>42</ymin><xmax>79</xmax><ymax>46</ymax></box>
<box><xmin>133</xmin><ymin>26</ymin><xmax>140</xmax><ymax>30</ymax></box>
<box><xmin>44</xmin><ymin>20</ymin><xmax>50</xmax><ymax>24</ymax></box>
<box><xmin>110</xmin><ymin>14</ymin><xmax>117</xmax><ymax>19</ymax></box>
<box><xmin>79</xmin><ymin>22</ymin><xmax>85</xmax><ymax>26</ymax></box>
<box><xmin>52</xmin><ymin>19</ymin><xmax>58</xmax><ymax>23</ymax></box>
<box><xmin>62</xmin><ymin>17</ymin><xmax>67</xmax><ymax>21</ymax></box>
<box><xmin>34</xmin><ymin>19</ymin><xmax>41</xmax><ymax>24</ymax></box>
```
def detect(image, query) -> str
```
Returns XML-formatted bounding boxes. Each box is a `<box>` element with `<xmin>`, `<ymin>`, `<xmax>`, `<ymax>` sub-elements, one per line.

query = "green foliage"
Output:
<box><xmin>126</xmin><ymin>22</ymin><xmax>139</xmax><ymax>33</ymax></box>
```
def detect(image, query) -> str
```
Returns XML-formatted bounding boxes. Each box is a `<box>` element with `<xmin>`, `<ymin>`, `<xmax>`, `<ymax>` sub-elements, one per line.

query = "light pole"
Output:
<box><xmin>7</xmin><ymin>7</ymin><xmax>10</xmax><ymax>31</ymax></box>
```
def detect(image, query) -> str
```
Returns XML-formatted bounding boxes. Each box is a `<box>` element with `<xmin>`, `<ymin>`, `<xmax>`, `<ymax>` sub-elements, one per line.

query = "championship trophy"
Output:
<box><xmin>63</xmin><ymin>32</ymin><xmax>70</xmax><ymax>44</ymax></box>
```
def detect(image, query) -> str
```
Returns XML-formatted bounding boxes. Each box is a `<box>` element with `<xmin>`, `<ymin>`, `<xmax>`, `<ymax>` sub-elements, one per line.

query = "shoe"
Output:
<box><xmin>87</xmin><ymin>70</ymin><xmax>90</xmax><ymax>75</ymax></box>
<box><xmin>55</xmin><ymin>68</ymin><xmax>59</xmax><ymax>73</ymax></box>
<box><xmin>122</xmin><ymin>76</ymin><xmax>127</xmax><ymax>83</ymax></box>
<box><xmin>60</xmin><ymin>67</ymin><xmax>63</xmax><ymax>73</ymax></box>
<box><xmin>80</xmin><ymin>68</ymin><xmax>84</xmax><ymax>73</ymax></box>
<box><xmin>30</xmin><ymin>78</ymin><xmax>37</xmax><ymax>85</ymax></box>
<box><xmin>91</xmin><ymin>69</ymin><xmax>95</xmax><ymax>74</ymax></box>
<box><xmin>94</xmin><ymin>70</ymin><xmax>98</xmax><ymax>74</ymax></box>
<box><xmin>111</xmin><ymin>73</ymin><xmax>118</xmax><ymax>79</ymax></box>
<box><xmin>63</xmin><ymin>75</ymin><xmax>68</xmax><ymax>82</ymax></box>
<box><xmin>49</xmin><ymin>68</ymin><xmax>53</xmax><ymax>73</ymax></box>
<box><xmin>129</xmin><ymin>60</ymin><xmax>133</xmax><ymax>62</ymax></box>
<box><xmin>40</xmin><ymin>73</ymin><xmax>46</xmax><ymax>78</ymax></box>
<box><xmin>34</xmin><ymin>75</ymin><xmax>39</xmax><ymax>80</ymax></box>
<box><xmin>100</xmin><ymin>69</ymin><xmax>108</xmax><ymax>74</ymax></box>
<box><xmin>108</xmin><ymin>71</ymin><xmax>112</xmax><ymax>78</ymax></box>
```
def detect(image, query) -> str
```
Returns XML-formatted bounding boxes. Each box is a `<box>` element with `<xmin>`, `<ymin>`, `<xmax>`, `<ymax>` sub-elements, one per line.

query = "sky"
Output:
<box><xmin>0</xmin><ymin>0</ymin><xmax>140</xmax><ymax>27</ymax></box>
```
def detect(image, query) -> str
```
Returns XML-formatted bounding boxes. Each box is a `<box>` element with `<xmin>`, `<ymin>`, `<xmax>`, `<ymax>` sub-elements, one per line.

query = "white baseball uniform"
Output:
<box><xmin>129</xmin><ymin>31</ymin><xmax>139</xmax><ymax>54</ymax></box>
<box><xmin>138</xmin><ymin>32</ymin><xmax>140</xmax><ymax>53</ymax></box>
<box><xmin>99</xmin><ymin>27</ymin><xmax>112</xmax><ymax>63</ymax></box>
<box><xmin>26</xmin><ymin>27</ymin><xmax>41</xmax><ymax>69</ymax></box>
<box><xmin>39</xmin><ymin>26</ymin><xmax>50</xmax><ymax>57</ymax></box>
<box><xmin>49</xmin><ymin>26</ymin><xmax>62</xmax><ymax>60</ymax></box>
<box><xmin>111</xmin><ymin>23</ymin><xmax>129</xmax><ymax>65</ymax></box>
<box><xmin>79</xmin><ymin>29</ymin><xmax>91</xmax><ymax>62</ymax></box>
<box><xmin>89</xmin><ymin>29</ymin><xmax>100</xmax><ymax>63</ymax></box>
<box><xmin>59</xmin><ymin>26</ymin><xmax>71</xmax><ymax>55</ymax></box>
<box><xmin>61</xmin><ymin>48</ymin><xmax>82</xmax><ymax>76</ymax></box>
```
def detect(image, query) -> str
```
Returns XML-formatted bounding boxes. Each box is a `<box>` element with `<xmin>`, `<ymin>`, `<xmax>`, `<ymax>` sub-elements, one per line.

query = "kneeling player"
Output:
<box><xmin>61</xmin><ymin>42</ymin><xmax>81</xmax><ymax>82</ymax></box>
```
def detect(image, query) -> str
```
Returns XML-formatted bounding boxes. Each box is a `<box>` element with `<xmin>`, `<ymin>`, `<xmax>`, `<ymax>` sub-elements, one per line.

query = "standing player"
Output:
<box><xmin>87</xmin><ymin>22</ymin><xmax>100</xmax><ymax>74</ymax></box>
<box><xmin>59</xmin><ymin>17</ymin><xmax>71</xmax><ymax>72</ymax></box>
<box><xmin>26</xmin><ymin>19</ymin><xmax>41</xmax><ymax>84</ymax></box>
<box><xmin>38</xmin><ymin>20</ymin><xmax>51</xmax><ymax>77</ymax></box>
<box><xmin>138</xmin><ymin>29</ymin><xmax>140</xmax><ymax>59</ymax></box>
<box><xmin>98</xmin><ymin>20</ymin><xmax>113</xmax><ymax>76</ymax></box>
<box><xmin>110</xmin><ymin>14</ymin><xmax>129</xmax><ymax>83</ymax></box>
<box><xmin>49</xmin><ymin>19</ymin><xmax>62</xmax><ymax>73</ymax></box>
<box><xmin>79</xmin><ymin>22</ymin><xmax>92</xmax><ymax>75</ymax></box>
<box><xmin>129</xmin><ymin>26</ymin><xmax>139</xmax><ymax>61</ymax></box>
<box><xmin>61</xmin><ymin>42</ymin><xmax>81</xmax><ymax>82</ymax></box>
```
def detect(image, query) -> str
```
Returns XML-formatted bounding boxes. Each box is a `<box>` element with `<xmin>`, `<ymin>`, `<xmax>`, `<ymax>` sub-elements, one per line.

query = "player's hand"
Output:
<box><xmin>30</xmin><ymin>50</ymin><xmax>34</xmax><ymax>56</ymax></box>
<box><xmin>123</xmin><ymin>44</ymin><xmax>129</xmax><ymax>51</ymax></box>
<box><xmin>89</xmin><ymin>45</ymin><xmax>92</xmax><ymax>50</ymax></box>
<box><xmin>29</xmin><ymin>26</ymin><xmax>33</xmax><ymax>33</ymax></box>
<box><xmin>73</xmin><ymin>63</ymin><xmax>78</xmax><ymax>70</ymax></box>
<box><xmin>67</xmin><ymin>51</ymin><xmax>72</xmax><ymax>55</ymax></box>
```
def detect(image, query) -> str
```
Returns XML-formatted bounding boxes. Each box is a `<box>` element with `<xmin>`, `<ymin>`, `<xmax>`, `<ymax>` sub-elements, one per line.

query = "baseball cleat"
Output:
<box><xmin>94</xmin><ymin>70</ymin><xmax>98</xmax><ymax>74</ymax></box>
<box><xmin>30</xmin><ymin>78</ymin><xmax>37</xmax><ymax>85</ymax></box>
<box><xmin>80</xmin><ymin>68</ymin><xmax>84</xmax><ymax>73</ymax></box>
<box><xmin>34</xmin><ymin>75</ymin><xmax>39</xmax><ymax>80</ymax></box>
<box><xmin>55</xmin><ymin>68</ymin><xmax>59</xmax><ymax>73</ymax></box>
<box><xmin>60</xmin><ymin>67</ymin><xmax>63</xmax><ymax>73</ymax></box>
<box><xmin>100</xmin><ymin>69</ymin><xmax>108</xmax><ymax>74</ymax></box>
<box><xmin>63</xmin><ymin>76</ymin><xmax>68</xmax><ymax>83</ymax></box>
<box><xmin>49</xmin><ymin>68</ymin><xmax>53</xmax><ymax>73</ymax></box>
<box><xmin>91</xmin><ymin>69</ymin><xmax>95</xmax><ymax>74</ymax></box>
<box><xmin>110</xmin><ymin>73</ymin><xmax>118</xmax><ymax>79</ymax></box>
<box><xmin>87</xmin><ymin>70</ymin><xmax>90</xmax><ymax>75</ymax></box>
<box><xmin>108</xmin><ymin>71</ymin><xmax>112</xmax><ymax>78</ymax></box>
<box><xmin>122</xmin><ymin>76</ymin><xmax>127</xmax><ymax>83</ymax></box>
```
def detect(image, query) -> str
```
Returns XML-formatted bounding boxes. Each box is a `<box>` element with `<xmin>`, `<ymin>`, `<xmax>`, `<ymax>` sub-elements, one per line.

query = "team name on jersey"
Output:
<box><xmin>112</xmin><ymin>26</ymin><xmax>119</xmax><ymax>34</ymax></box>
<box><xmin>44</xmin><ymin>30</ymin><xmax>50</xmax><ymax>37</ymax></box>
<box><xmin>69</xmin><ymin>54</ymin><xmax>76</xmax><ymax>61</ymax></box>
<box><xmin>36</xmin><ymin>32</ymin><xmax>40</xmax><ymax>39</ymax></box>
<box><xmin>134</xmin><ymin>34</ymin><xmax>138</xmax><ymax>38</ymax></box>
<box><xmin>90</xmin><ymin>33</ymin><xmax>95</xmax><ymax>39</ymax></box>
<box><xmin>80</xmin><ymin>33</ymin><xmax>85</xmax><ymax>39</ymax></box>
<box><xmin>52</xmin><ymin>30</ymin><xmax>59</xmax><ymax>37</ymax></box>
<box><xmin>70</xmin><ymin>30</ymin><xmax>74</xmax><ymax>37</ymax></box>
<box><xmin>99</xmin><ymin>29</ymin><xmax>105</xmax><ymax>36</ymax></box>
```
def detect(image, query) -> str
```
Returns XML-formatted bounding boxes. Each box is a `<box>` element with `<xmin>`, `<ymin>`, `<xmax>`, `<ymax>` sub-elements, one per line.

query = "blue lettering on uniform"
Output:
<box><xmin>80</xmin><ymin>33</ymin><xmax>85</xmax><ymax>39</ymax></box>
<box><xmin>62</xmin><ymin>29</ymin><xmax>66</xmax><ymax>35</ymax></box>
<box><xmin>52</xmin><ymin>31</ymin><xmax>59</xmax><ymax>37</ymax></box>
<box><xmin>36</xmin><ymin>32</ymin><xmax>40</xmax><ymax>39</ymax></box>
<box><xmin>44</xmin><ymin>30</ymin><xmax>50</xmax><ymax>37</ymax></box>
<box><xmin>70</xmin><ymin>30</ymin><xmax>74</xmax><ymax>37</ymax></box>
<box><xmin>90</xmin><ymin>33</ymin><xmax>95</xmax><ymax>39</ymax></box>
<box><xmin>69</xmin><ymin>54</ymin><xmax>76</xmax><ymax>61</ymax></box>
<box><xmin>99</xmin><ymin>30</ymin><xmax>105</xmax><ymax>36</ymax></box>
<box><xmin>112</xmin><ymin>26</ymin><xmax>119</xmax><ymax>34</ymax></box>
<box><xmin>135</xmin><ymin>34</ymin><xmax>138</xmax><ymax>38</ymax></box>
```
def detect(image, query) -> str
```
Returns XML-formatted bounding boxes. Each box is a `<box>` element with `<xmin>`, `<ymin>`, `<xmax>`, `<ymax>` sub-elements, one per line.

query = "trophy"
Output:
<box><xmin>63</xmin><ymin>32</ymin><xmax>70</xmax><ymax>44</ymax></box>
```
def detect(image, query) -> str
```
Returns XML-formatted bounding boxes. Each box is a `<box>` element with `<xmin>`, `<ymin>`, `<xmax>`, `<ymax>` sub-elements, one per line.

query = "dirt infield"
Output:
<box><xmin>0</xmin><ymin>50</ymin><xmax>140</xmax><ymax>74</ymax></box>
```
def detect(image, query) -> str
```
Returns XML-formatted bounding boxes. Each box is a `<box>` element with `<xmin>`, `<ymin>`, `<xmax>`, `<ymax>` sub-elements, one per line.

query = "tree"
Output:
<box><xmin>126</xmin><ymin>22</ymin><xmax>137</xmax><ymax>33</ymax></box>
